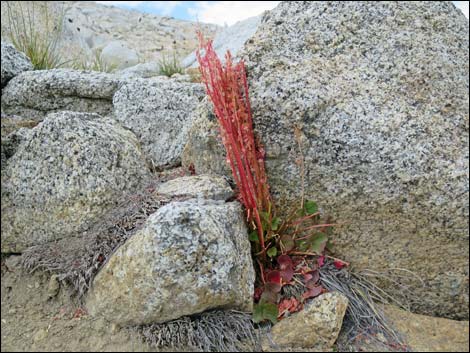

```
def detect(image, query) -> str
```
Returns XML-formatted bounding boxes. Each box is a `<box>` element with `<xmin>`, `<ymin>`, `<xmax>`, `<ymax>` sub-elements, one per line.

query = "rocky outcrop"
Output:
<box><xmin>86</xmin><ymin>199</ymin><xmax>254</xmax><ymax>326</ymax></box>
<box><xmin>183</xmin><ymin>1</ymin><xmax>470</xmax><ymax>319</ymax></box>
<box><xmin>113</xmin><ymin>78</ymin><xmax>205</xmax><ymax>169</ymax></box>
<box><xmin>1</xmin><ymin>1</ymin><xmax>219</xmax><ymax>67</ymax></box>
<box><xmin>263</xmin><ymin>292</ymin><xmax>348</xmax><ymax>351</ymax></box>
<box><xmin>1</xmin><ymin>69</ymin><xmax>121</xmax><ymax>120</ymax></box>
<box><xmin>155</xmin><ymin>174</ymin><xmax>233</xmax><ymax>201</ymax></box>
<box><xmin>1</xmin><ymin>111</ymin><xmax>151</xmax><ymax>252</ymax></box>
<box><xmin>182</xmin><ymin>15</ymin><xmax>261</xmax><ymax>68</ymax></box>
<box><xmin>1</xmin><ymin>42</ymin><xmax>33</xmax><ymax>87</ymax></box>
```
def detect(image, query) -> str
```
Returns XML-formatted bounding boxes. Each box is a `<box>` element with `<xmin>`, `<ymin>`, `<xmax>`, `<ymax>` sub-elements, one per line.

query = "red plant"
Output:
<box><xmin>196</xmin><ymin>33</ymin><xmax>271</xmax><ymax>256</ymax></box>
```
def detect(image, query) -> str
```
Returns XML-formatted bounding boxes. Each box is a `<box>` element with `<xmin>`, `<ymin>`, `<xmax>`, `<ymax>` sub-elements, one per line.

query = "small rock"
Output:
<box><xmin>47</xmin><ymin>275</ymin><xmax>60</xmax><ymax>298</ymax></box>
<box><xmin>100</xmin><ymin>41</ymin><xmax>139</xmax><ymax>70</ymax></box>
<box><xmin>263</xmin><ymin>292</ymin><xmax>348</xmax><ymax>351</ymax></box>
<box><xmin>155</xmin><ymin>174</ymin><xmax>233</xmax><ymax>201</ymax></box>
<box><xmin>1</xmin><ymin>42</ymin><xmax>33</xmax><ymax>87</ymax></box>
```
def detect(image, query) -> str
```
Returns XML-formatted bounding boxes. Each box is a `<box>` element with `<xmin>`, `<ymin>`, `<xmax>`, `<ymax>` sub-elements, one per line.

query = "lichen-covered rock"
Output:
<box><xmin>263</xmin><ymin>292</ymin><xmax>348</xmax><ymax>350</ymax></box>
<box><xmin>1</xmin><ymin>111</ymin><xmax>151</xmax><ymax>252</ymax></box>
<box><xmin>116</xmin><ymin>62</ymin><xmax>160</xmax><ymax>79</ymax></box>
<box><xmin>100</xmin><ymin>41</ymin><xmax>139</xmax><ymax>70</ymax></box>
<box><xmin>183</xmin><ymin>1</ymin><xmax>470</xmax><ymax>319</ymax></box>
<box><xmin>1</xmin><ymin>42</ymin><xmax>33</xmax><ymax>87</ymax></box>
<box><xmin>155</xmin><ymin>174</ymin><xmax>233</xmax><ymax>201</ymax></box>
<box><xmin>1</xmin><ymin>69</ymin><xmax>121</xmax><ymax>120</ymax></box>
<box><xmin>86</xmin><ymin>199</ymin><xmax>254</xmax><ymax>326</ymax></box>
<box><xmin>113</xmin><ymin>78</ymin><xmax>205</xmax><ymax>169</ymax></box>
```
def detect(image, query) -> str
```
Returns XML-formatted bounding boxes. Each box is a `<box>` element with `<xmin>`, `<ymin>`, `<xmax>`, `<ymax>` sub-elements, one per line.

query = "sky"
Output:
<box><xmin>95</xmin><ymin>1</ymin><xmax>469</xmax><ymax>26</ymax></box>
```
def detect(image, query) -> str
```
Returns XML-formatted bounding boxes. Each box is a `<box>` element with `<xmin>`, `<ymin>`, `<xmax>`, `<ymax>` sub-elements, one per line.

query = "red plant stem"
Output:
<box><xmin>289</xmin><ymin>212</ymin><xmax>321</xmax><ymax>225</ymax></box>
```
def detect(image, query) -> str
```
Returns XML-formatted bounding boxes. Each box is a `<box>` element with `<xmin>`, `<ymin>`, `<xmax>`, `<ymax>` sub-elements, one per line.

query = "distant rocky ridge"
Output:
<box><xmin>1</xmin><ymin>1</ymin><xmax>220</xmax><ymax>68</ymax></box>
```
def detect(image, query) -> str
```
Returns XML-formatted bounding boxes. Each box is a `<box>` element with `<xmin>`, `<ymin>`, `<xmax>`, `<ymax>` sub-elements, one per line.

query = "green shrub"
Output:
<box><xmin>2</xmin><ymin>1</ymin><xmax>67</xmax><ymax>70</ymax></box>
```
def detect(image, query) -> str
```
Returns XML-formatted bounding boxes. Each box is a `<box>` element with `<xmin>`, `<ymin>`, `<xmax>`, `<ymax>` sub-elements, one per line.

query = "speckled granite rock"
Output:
<box><xmin>155</xmin><ymin>174</ymin><xmax>233</xmax><ymax>201</ymax></box>
<box><xmin>263</xmin><ymin>292</ymin><xmax>348</xmax><ymax>351</ymax></box>
<box><xmin>182</xmin><ymin>98</ymin><xmax>231</xmax><ymax>176</ymax></box>
<box><xmin>113</xmin><ymin>78</ymin><xmax>205</xmax><ymax>169</ymax></box>
<box><xmin>1</xmin><ymin>69</ymin><xmax>121</xmax><ymax>120</ymax></box>
<box><xmin>1</xmin><ymin>42</ymin><xmax>33</xmax><ymax>87</ymax></box>
<box><xmin>1</xmin><ymin>111</ymin><xmax>151</xmax><ymax>252</ymax></box>
<box><xmin>116</xmin><ymin>62</ymin><xmax>160</xmax><ymax>79</ymax></box>
<box><xmin>183</xmin><ymin>1</ymin><xmax>470</xmax><ymax>319</ymax></box>
<box><xmin>87</xmin><ymin>199</ymin><xmax>254</xmax><ymax>326</ymax></box>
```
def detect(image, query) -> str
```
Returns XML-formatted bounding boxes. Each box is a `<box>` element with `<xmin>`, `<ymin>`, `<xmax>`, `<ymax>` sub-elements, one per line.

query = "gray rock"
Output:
<box><xmin>113</xmin><ymin>78</ymin><xmax>205</xmax><ymax>169</ymax></box>
<box><xmin>263</xmin><ymin>292</ymin><xmax>348</xmax><ymax>350</ymax></box>
<box><xmin>100</xmin><ymin>41</ymin><xmax>139</xmax><ymax>70</ymax></box>
<box><xmin>182</xmin><ymin>15</ymin><xmax>262</xmax><ymax>68</ymax></box>
<box><xmin>155</xmin><ymin>174</ymin><xmax>233</xmax><ymax>201</ymax></box>
<box><xmin>86</xmin><ymin>199</ymin><xmax>254</xmax><ymax>326</ymax></box>
<box><xmin>182</xmin><ymin>98</ymin><xmax>231</xmax><ymax>177</ymax></box>
<box><xmin>1</xmin><ymin>111</ymin><xmax>151</xmax><ymax>252</ymax></box>
<box><xmin>1</xmin><ymin>42</ymin><xmax>33</xmax><ymax>87</ymax></box>
<box><xmin>183</xmin><ymin>1</ymin><xmax>470</xmax><ymax>319</ymax></box>
<box><xmin>1</xmin><ymin>69</ymin><xmax>121</xmax><ymax>120</ymax></box>
<box><xmin>116</xmin><ymin>62</ymin><xmax>160</xmax><ymax>79</ymax></box>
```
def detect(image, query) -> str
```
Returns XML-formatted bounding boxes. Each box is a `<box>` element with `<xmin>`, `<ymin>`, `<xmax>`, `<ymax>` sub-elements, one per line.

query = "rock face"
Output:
<box><xmin>156</xmin><ymin>174</ymin><xmax>233</xmax><ymax>201</ymax></box>
<box><xmin>1</xmin><ymin>111</ymin><xmax>151</xmax><ymax>252</ymax></box>
<box><xmin>87</xmin><ymin>199</ymin><xmax>254</xmax><ymax>326</ymax></box>
<box><xmin>263</xmin><ymin>292</ymin><xmax>348</xmax><ymax>350</ymax></box>
<box><xmin>182</xmin><ymin>15</ymin><xmax>261</xmax><ymax>68</ymax></box>
<box><xmin>1</xmin><ymin>42</ymin><xmax>33</xmax><ymax>87</ymax></box>
<box><xmin>100</xmin><ymin>41</ymin><xmax>139</xmax><ymax>70</ymax></box>
<box><xmin>183</xmin><ymin>1</ymin><xmax>470</xmax><ymax>319</ymax></box>
<box><xmin>383</xmin><ymin>305</ymin><xmax>469</xmax><ymax>352</ymax></box>
<box><xmin>116</xmin><ymin>62</ymin><xmax>160</xmax><ymax>79</ymax></box>
<box><xmin>1</xmin><ymin>69</ymin><xmax>121</xmax><ymax>120</ymax></box>
<box><xmin>113</xmin><ymin>78</ymin><xmax>205</xmax><ymax>169</ymax></box>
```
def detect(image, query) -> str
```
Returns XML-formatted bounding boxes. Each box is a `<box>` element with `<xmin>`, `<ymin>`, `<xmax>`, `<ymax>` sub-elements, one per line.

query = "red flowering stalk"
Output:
<box><xmin>196</xmin><ymin>33</ymin><xmax>271</xmax><ymax>255</ymax></box>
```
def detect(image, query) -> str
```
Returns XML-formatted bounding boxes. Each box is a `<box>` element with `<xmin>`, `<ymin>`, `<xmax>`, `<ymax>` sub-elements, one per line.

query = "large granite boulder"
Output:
<box><xmin>1</xmin><ymin>111</ymin><xmax>151</xmax><ymax>252</ymax></box>
<box><xmin>86</xmin><ymin>199</ymin><xmax>254</xmax><ymax>326</ymax></box>
<box><xmin>1</xmin><ymin>42</ymin><xmax>33</xmax><ymax>87</ymax></box>
<box><xmin>113</xmin><ymin>78</ymin><xmax>205</xmax><ymax>169</ymax></box>
<box><xmin>1</xmin><ymin>69</ymin><xmax>121</xmax><ymax>120</ymax></box>
<box><xmin>183</xmin><ymin>1</ymin><xmax>469</xmax><ymax>319</ymax></box>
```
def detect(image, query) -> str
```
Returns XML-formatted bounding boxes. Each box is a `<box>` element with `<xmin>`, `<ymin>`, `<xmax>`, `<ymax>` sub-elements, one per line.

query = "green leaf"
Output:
<box><xmin>253</xmin><ymin>301</ymin><xmax>279</xmax><ymax>324</ymax></box>
<box><xmin>271</xmin><ymin>217</ymin><xmax>281</xmax><ymax>231</ymax></box>
<box><xmin>304</xmin><ymin>200</ymin><xmax>318</xmax><ymax>215</ymax></box>
<box><xmin>248</xmin><ymin>230</ymin><xmax>260</xmax><ymax>243</ymax></box>
<box><xmin>267</xmin><ymin>247</ymin><xmax>277</xmax><ymax>258</ymax></box>
<box><xmin>309</xmin><ymin>233</ymin><xmax>328</xmax><ymax>254</ymax></box>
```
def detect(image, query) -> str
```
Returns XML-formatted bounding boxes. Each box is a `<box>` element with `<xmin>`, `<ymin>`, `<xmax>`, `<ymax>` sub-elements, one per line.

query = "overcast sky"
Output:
<box><xmin>95</xmin><ymin>1</ymin><xmax>469</xmax><ymax>26</ymax></box>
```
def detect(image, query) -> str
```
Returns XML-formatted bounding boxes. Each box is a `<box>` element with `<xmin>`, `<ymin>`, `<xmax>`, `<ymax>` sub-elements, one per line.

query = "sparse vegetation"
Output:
<box><xmin>2</xmin><ymin>1</ymin><xmax>68</xmax><ymax>70</ymax></box>
<box><xmin>158</xmin><ymin>52</ymin><xmax>184</xmax><ymax>77</ymax></box>
<box><xmin>72</xmin><ymin>49</ymin><xmax>118</xmax><ymax>73</ymax></box>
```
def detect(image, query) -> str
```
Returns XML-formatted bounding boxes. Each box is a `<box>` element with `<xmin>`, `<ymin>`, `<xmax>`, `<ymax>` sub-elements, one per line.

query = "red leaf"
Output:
<box><xmin>254</xmin><ymin>286</ymin><xmax>264</xmax><ymax>302</ymax></box>
<box><xmin>334</xmin><ymin>260</ymin><xmax>347</xmax><ymax>269</ymax></box>
<box><xmin>277</xmin><ymin>255</ymin><xmax>293</xmax><ymax>270</ymax></box>
<box><xmin>266</xmin><ymin>270</ymin><xmax>282</xmax><ymax>285</ymax></box>
<box><xmin>302</xmin><ymin>285</ymin><xmax>323</xmax><ymax>300</ymax></box>
<box><xmin>317</xmin><ymin>255</ymin><xmax>325</xmax><ymax>267</ymax></box>
<box><xmin>280</xmin><ymin>267</ymin><xmax>294</xmax><ymax>282</ymax></box>
<box><xmin>278</xmin><ymin>297</ymin><xmax>301</xmax><ymax>317</ymax></box>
